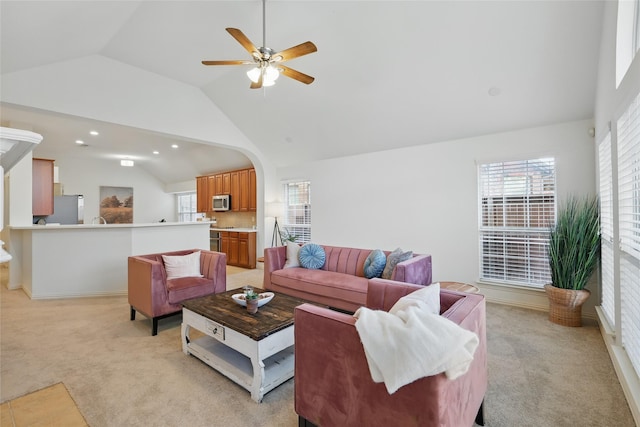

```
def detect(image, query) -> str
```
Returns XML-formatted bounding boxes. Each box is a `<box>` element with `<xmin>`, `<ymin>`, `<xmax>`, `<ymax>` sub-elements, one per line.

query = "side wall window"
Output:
<box><xmin>282</xmin><ymin>181</ymin><xmax>311</xmax><ymax>243</ymax></box>
<box><xmin>478</xmin><ymin>158</ymin><xmax>556</xmax><ymax>287</ymax></box>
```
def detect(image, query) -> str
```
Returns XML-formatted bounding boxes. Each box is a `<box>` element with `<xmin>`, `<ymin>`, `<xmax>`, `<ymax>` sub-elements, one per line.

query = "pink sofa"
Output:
<box><xmin>295</xmin><ymin>278</ymin><xmax>487</xmax><ymax>427</ymax></box>
<box><xmin>128</xmin><ymin>249</ymin><xmax>226</xmax><ymax>335</ymax></box>
<box><xmin>263</xmin><ymin>245</ymin><xmax>432</xmax><ymax>312</ymax></box>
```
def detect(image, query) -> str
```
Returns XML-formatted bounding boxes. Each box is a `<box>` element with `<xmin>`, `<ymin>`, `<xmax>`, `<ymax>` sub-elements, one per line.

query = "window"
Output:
<box><xmin>478</xmin><ymin>158</ymin><xmax>556</xmax><ymax>288</ymax></box>
<box><xmin>282</xmin><ymin>180</ymin><xmax>311</xmax><ymax>243</ymax></box>
<box><xmin>616</xmin><ymin>0</ymin><xmax>640</xmax><ymax>87</ymax></box>
<box><xmin>177</xmin><ymin>192</ymin><xmax>197</xmax><ymax>222</ymax></box>
<box><xmin>617</xmin><ymin>91</ymin><xmax>640</xmax><ymax>378</ymax></box>
<box><xmin>635</xmin><ymin>0</ymin><xmax>640</xmax><ymax>55</ymax></box>
<box><xmin>599</xmin><ymin>133</ymin><xmax>616</xmax><ymax>328</ymax></box>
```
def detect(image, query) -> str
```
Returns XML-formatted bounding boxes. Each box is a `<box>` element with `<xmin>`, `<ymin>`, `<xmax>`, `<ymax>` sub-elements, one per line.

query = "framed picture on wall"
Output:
<box><xmin>99</xmin><ymin>186</ymin><xmax>133</xmax><ymax>224</ymax></box>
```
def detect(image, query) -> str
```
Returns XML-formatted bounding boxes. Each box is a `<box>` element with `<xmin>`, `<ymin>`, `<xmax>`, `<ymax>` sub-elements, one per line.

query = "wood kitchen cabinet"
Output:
<box><xmin>32</xmin><ymin>158</ymin><xmax>54</xmax><ymax>216</ymax></box>
<box><xmin>207</xmin><ymin>175</ymin><xmax>216</xmax><ymax>205</ymax></box>
<box><xmin>230</xmin><ymin>171</ymin><xmax>240</xmax><ymax>211</ymax></box>
<box><xmin>222</xmin><ymin>173</ymin><xmax>231</xmax><ymax>194</ymax></box>
<box><xmin>238</xmin><ymin>169</ymin><xmax>250</xmax><ymax>212</ymax></box>
<box><xmin>196</xmin><ymin>176</ymin><xmax>209</xmax><ymax>213</ymax></box>
<box><xmin>219</xmin><ymin>231</ymin><xmax>256</xmax><ymax>269</ymax></box>
<box><xmin>215</xmin><ymin>174</ymin><xmax>223</xmax><ymax>195</ymax></box>
<box><xmin>249</xmin><ymin>168</ymin><xmax>256</xmax><ymax>211</ymax></box>
<box><xmin>196</xmin><ymin>167</ymin><xmax>256</xmax><ymax>214</ymax></box>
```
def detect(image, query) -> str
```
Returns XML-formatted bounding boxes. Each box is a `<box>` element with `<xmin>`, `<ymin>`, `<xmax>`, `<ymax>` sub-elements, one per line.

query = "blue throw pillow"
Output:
<box><xmin>298</xmin><ymin>243</ymin><xmax>326</xmax><ymax>269</ymax></box>
<box><xmin>363</xmin><ymin>249</ymin><xmax>387</xmax><ymax>279</ymax></box>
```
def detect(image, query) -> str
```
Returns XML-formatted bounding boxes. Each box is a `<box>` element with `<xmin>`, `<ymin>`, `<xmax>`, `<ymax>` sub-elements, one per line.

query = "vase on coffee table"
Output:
<box><xmin>246</xmin><ymin>291</ymin><xmax>259</xmax><ymax>314</ymax></box>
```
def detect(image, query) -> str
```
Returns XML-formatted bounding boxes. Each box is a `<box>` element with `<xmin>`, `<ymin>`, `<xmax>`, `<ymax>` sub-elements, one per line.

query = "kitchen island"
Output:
<box><xmin>9</xmin><ymin>221</ymin><xmax>212</xmax><ymax>299</ymax></box>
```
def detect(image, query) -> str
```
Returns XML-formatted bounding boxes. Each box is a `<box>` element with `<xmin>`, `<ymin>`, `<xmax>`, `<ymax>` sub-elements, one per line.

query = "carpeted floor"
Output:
<box><xmin>0</xmin><ymin>265</ymin><xmax>636</xmax><ymax>426</ymax></box>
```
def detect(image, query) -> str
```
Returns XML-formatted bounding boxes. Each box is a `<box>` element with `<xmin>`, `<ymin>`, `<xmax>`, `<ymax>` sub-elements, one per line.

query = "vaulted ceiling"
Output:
<box><xmin>0</xmin><ymin>1</ymin><xmax>604</xmax><ymax>184</ymax></box>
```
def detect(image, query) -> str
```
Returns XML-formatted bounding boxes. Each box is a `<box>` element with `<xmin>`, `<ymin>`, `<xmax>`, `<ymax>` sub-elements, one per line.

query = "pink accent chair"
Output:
<box><xmin>294</xmin><ymin>278</ymin><xmax>487</xmax><ymax>427</ymax></box>
<box><xmin>128</xmin><ymin>249</ymin><xmax>226</xmax><ymax>335</ymax></box>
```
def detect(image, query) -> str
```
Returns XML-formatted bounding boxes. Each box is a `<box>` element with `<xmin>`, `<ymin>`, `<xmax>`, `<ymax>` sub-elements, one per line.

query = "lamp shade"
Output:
<box><xmin>266</xmin><ymin>201</ymin><xmax>284</xmax><ymax>218</ymax></box>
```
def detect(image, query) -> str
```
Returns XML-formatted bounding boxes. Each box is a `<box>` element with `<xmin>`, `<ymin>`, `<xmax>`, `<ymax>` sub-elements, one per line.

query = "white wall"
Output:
<box><xmin>52</xmin><ymin>155</ymin><xmax>176</xmax><ymax>224</ymax></box>
<box><xmin>278</xmin><ymin>119</ymin><xmax>596</xmax><ymax>312</ymax></box>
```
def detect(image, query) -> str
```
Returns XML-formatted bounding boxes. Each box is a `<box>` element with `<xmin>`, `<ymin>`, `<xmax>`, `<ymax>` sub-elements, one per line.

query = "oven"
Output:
<box><xmin>210</xmin><ymin>229</ymin><xmax>221</xmax><ymax>252</ymax></box>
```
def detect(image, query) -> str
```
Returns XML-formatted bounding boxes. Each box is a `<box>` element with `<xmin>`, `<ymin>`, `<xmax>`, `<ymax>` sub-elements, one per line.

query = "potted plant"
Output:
<box><xmin>544</xmin><ymin>195</ymin><xmax>600</xmax><ymax>327</ymax></box>
<box><xmin>245</xmin><ymin>290</ymin><xmax>259</xmax><ymax>314</ymax></box>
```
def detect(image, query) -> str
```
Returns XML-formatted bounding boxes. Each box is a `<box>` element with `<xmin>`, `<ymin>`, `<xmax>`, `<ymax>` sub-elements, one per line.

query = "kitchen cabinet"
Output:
<box><xmin>249</xmin><ymin>168</ymin><xmax>256</xmax><ymax>211</ymax></box>
<box><xmin>196</xmin><ymin>167</ymin><xmax>256</xmax><ymax>214</ymax></box>
<box><xmin>215</xmin><ymin>174</ymin><xmax>223</xmax><ymax>195</ymax></box>
<box><xmin>219</xmin><ymin>230</ymin><xmax>256</xmax><ymax>269</ymax></box>
<box><xmin>222</xmin><ymin>173</ymin><xmax>231</xmax><ymax>194</ymax></box>
<box><xmin>207</xmin><ymin>175</ymin><xmax>216</xmax><ymax>206</ymax></box>
<box><xmin>239</xmin><ymin>169</ymin><xmax>250</xmax><ymax>212</ymax></box>
<box><xmin>32</xmin><ymin>158</ymin><xmax>54</xmax><ymax>216</ymax></box>
<box><xmin>196</xmin><ymin>176</ymin><xmax>209</xmax><ymax>213</ymax></box>
<box><xmin>230</xmin><ymin>171</ymin><xmax>240</xmax><ymax>211</ymax></box>
<box><xmin>220</xmin><ymin>231</ymin><xmax>229</xmax><ymax>256</ymax></box>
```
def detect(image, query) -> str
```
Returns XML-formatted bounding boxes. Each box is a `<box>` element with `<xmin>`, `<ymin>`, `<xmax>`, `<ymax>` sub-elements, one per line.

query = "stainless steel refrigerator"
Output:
<box><xmin>46</xmin><ymin>195</ymin><xmax>84</xmax><ymax>224</ymax></box>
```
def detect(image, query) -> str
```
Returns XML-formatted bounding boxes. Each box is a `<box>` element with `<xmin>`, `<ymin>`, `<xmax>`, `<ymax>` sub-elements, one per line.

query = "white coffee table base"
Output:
<box><xmin>181</xmin><ymin>307</ymin><xmax>294</xmax><ymax>403</ymax></box>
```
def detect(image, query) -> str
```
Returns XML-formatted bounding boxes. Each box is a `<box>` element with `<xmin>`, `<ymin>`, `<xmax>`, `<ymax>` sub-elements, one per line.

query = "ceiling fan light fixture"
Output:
<box><xmin>265</xmin><ymin>65</ymin><xmax>280</xmax><ymax>82</ymax></box>
<box><xmin>247</xmin><ymin>67</ymin><xmax>261</xmax><ymax>83</ymax></box>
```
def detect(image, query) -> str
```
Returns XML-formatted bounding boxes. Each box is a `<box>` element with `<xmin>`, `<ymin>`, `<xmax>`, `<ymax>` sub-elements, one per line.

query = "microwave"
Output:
<box><xmin>212</xmin><ymin>194</ymin><xmax>231</xmax><ymax>211</ymax></box>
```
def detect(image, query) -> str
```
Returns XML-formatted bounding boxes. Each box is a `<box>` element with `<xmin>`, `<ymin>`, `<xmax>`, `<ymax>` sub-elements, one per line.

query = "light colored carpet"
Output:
<box><xmin>0</xmin><ymin>266</ymin><xmax>636</xmax><ymax>427</ymax></box>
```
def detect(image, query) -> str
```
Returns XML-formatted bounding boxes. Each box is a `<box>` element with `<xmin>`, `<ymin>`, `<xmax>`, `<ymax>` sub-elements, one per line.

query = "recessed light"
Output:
<box><xmin>75</xmin><ymin>140</ymin><xmax>84</xmax><ymax>145</ymax></box>
<box><xmin>89</xmin><ymin>130</ymin><xmax>99</xmax><ymax>136</ymax></box>
<box><xmin>488</xmin><ymin>87</ymin><xmax>501</xmax><ymax>97</ymax></box>
<box><xmin>120</xmin><ymin>159</ymin><xmax>134</xmax><ymax>167</ymax></box>
<box><xmin>171</xmin><ymin>144</ymin><xmax>179</xmax><ymax>149</ymax></box>
<box><xmin>153</xmin><ymin>150</ymin><xmax>159</xmax><ymax>155</ymax></box>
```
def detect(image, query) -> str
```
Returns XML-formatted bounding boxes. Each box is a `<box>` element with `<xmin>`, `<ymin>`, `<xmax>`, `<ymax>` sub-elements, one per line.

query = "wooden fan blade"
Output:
<box><xmin>202</xmin><ymin>60</ymin><xmax>253</xmax><ymax>66</ymax></box>
<box><xmin>273</xmin><ymin>41</ymin><xmax>317</xmax><ymax>62</ymax></box>
<box><xmin>226</xmin><ymin>28</ymin><xmax>260</xmax><ymax>57</ymax></box>
<box><xmin>279</xmin><ymin>65</ymin><xmax>315</xmax><ymax>85</ymax></box>
<box><xmin>250</xmin><ymin>69</ymin><xmax>263</xmax><ymax>89</ymax></box>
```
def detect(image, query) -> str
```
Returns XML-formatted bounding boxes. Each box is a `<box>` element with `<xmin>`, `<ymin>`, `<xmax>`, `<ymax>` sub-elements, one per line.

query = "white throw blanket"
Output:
<box><xmin>354</xmin><ymin>304</ymin><xmax>479</xmax><ymax>394</ymax></box>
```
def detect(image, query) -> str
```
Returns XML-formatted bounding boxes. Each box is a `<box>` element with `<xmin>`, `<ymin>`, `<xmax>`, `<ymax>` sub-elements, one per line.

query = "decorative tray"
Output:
<box><xmin>231</xmin><ymin>292</ymin><xmax>274</xmax><ymax>307</ymax></box>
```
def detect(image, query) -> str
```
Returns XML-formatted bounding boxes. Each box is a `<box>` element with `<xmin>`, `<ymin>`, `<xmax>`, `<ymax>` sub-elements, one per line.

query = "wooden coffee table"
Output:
<box><xmin>181</xmin><ymin>288</ymin><xmax>310</xmax><ymax>402</ymax></box>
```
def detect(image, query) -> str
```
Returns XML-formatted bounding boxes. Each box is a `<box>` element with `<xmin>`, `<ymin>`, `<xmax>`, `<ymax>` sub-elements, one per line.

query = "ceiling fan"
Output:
<box><xmin>202</xmin><ymin>0</ymin><xmax>317</xmax><ymax>89</ymax></box>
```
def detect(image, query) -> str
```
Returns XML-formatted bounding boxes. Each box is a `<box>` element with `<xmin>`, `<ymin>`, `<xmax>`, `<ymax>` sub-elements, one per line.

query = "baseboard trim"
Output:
<box><xmin>477</xmin><ymin>282</ymin><xmax>597</xmax><ymax>320</ymax></box>
<box><xmin>27</xmin><ymin>289</ymin><xmax>127</xmax><ymax>300</ymax></box>
<box><xmin>596</xmin><ymin>307</ymin><xmax>640</xmax><ymax>426</ymax></box>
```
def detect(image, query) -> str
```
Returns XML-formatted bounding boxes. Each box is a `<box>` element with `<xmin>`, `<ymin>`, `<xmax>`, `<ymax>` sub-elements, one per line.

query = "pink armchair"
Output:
<box><xmin>294</xmin><ymin>278</ymin><xmax>487</xmax><ymax>427</ymax></box>
<box><xmin>128</xmin><ymin>249</ymin><xmax>226</xmax><ymax>335</ymax></box>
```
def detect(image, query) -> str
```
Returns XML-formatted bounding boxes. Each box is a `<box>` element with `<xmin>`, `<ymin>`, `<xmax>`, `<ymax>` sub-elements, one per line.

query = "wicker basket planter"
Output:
<box><xmin>543</xmin><ymin>284</ymin><xmax>591</xmax><ymax>327</ymax></box>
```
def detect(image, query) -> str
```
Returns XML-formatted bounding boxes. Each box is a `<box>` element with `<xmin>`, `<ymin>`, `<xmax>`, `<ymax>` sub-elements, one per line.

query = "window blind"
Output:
<box><xmin>617</xmin><ymin>91</ymin><xmax>640</xmax><ymax>380</ymax></box>
<box><xmin>282</xmin><ymin>181</ymin><xmax>311</xmax><ymax>243</ymax></box>
<box><xmin>478</xmin><ymin>158</ymin><xmax>556</xmax><ymax>287</ymax></box>
<box><xmin>177</xmin><ymin>192</ymin><xmax>197</xmax><ymax>222</ymax></box>
<box><xmin>599</xmin><ymin>133</ymin><xmax>616</xmax><ymax>328</ymax></box>
<box><xmin>617</xmin><ymin>93</ymin><xmax>640</xmax><ymax>260</ymax></box>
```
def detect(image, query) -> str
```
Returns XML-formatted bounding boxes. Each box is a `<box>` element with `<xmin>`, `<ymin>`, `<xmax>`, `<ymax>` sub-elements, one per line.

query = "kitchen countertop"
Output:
<box><xmin>10</xmin><ymin>221</ymin><xmax>214</xmax><ymax>230</ymax></box>
<box><xmin>210</xmin><ymin>227</ymin><xmax>257</xmax><ymax>233</ymax></box>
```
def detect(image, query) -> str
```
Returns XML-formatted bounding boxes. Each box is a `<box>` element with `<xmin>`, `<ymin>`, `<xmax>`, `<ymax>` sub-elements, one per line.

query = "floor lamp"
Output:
<box><xmin>271</xmin><ymin>216</ymin><xmax>282</xmax><ymax>247</ymax></box>
<box><xmin>267</xmin><ymin>202</ymin><xmax>284</xmax><ymax>247</ymax></box>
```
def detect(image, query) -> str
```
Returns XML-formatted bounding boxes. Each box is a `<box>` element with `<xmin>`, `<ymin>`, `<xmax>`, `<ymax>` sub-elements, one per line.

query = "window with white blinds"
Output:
<box><xmin>177</xmin><ymin>192</ymin><xmax>197</xmax><ymax>222</ymax></box>
<box><xmin>282</xmin><ymin>180</ymin><xmax>311</xmax><ymax>243</ymax></box>
<box><xmin>478</xmin><ymin>158</ymin><xmax>556</xmax><ymax>288</ymax></box>
<box><xmin>617</xmin><ymin>91</ymin><xmax>640</xmax><ymax>380</ymax></box>
<box><xmin>599</xmin><ymin>133</ymin><xmax>616</xmax><ymax>328</ymax></box>
<box><xmin>618</xmin><ymin>94</ymin><xmax>640</xmax><ymax>259</ymax></box>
